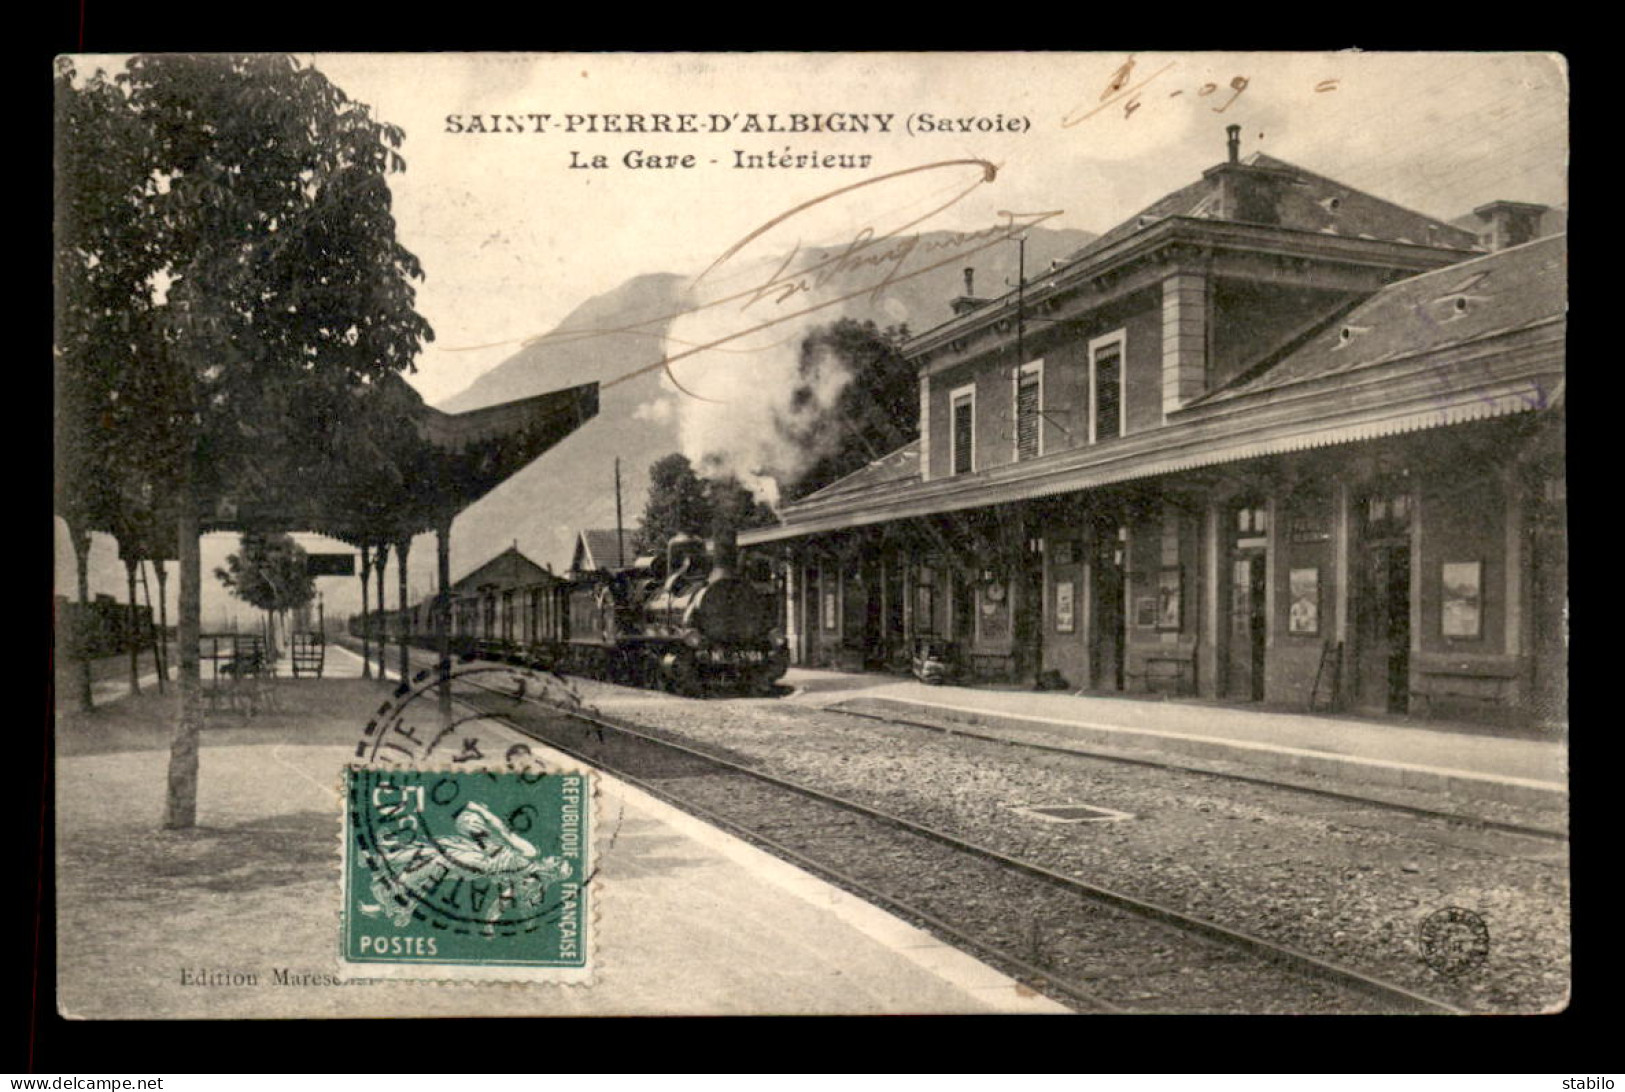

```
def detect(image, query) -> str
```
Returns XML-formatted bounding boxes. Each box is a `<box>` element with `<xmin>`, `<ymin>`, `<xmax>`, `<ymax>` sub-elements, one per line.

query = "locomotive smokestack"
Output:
<box><xmin>707</xmin><ymin>529</ymin><xmax>739</xmax><ymax>580</ymax></box>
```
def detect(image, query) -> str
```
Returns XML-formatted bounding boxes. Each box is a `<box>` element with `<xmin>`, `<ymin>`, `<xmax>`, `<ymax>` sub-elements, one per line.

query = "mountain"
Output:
<box><xmin>436</xmin><ymin>226</ymin><xmax>1097</xmax><ymax>575</ymax></box>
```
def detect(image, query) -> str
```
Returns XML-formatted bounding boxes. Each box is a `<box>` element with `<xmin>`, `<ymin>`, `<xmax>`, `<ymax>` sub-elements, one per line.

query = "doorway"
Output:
<box><xmin>953</xmin><ymin>571</ymin><xmax>975</xmax><ymax>647</ymax></box>
<box><xmin>860</xmin><ymin>562</ymin><xmax>882</xmax><ymax>668</ymax></box>
<box><xmin>1354</xmin><ymin>487</ymin><xmax>1413</xmax><ymax>714</ymax></box>
<box><xmin>1227</xmin><ymin>551</ymin><xmax>1268</xmax><ymax>700</ymax></box>
<box><xmin>1224</xmin><ymin>501</ymin><xmax>1270</xmax><ymax>701</ymax></box>
<box><xmin>1090</xmin><ymin>529</ymin><xmax>1125</xmax><ymax>690</ymax></box>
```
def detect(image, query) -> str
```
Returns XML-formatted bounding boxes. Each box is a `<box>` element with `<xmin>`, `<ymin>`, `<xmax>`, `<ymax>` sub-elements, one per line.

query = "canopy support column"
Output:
<box><xmin>396</xmin><ymin>537</ymin><xmax>412</xmax><ymax>689</ymax></box>
<box><xmin>374</xmin><ymin>542</ymin><xmax>390</xmax><ymax>680</ymax></box>
<box><xmin>436</xmin><ymin>515</ymin><xmax>453</xmax><ymax>725</ymax></box>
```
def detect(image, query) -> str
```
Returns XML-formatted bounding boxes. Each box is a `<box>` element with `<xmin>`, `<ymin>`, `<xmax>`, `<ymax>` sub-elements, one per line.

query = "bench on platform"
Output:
<box><xmin>1126</xmin><ymin>650</ymin><xmax>1196</xmax><ymax>697</ymax></box>
<box><xmin>1411</xmin><ymin>655</ymin><xmax>1522</xmax><ymax>719</ymax></box>
<box><xmin>201</xmin><ymin>633</ymin><xmax>279</xmax><ymax>715</ymax></box>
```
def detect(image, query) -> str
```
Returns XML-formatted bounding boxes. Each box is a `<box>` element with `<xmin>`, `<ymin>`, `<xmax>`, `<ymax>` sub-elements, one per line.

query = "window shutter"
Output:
<box><xmin>1017</xmin><ymin>376</ymin><xmax>1040</xmax><ymax>460</ymax></box>
<box><xmin>1095</xmin><ymin>345</ymin><xmax>1122</xmax><ymax>441</ymax></box>
<box><xmin>953</xmin><ymin>399</ymin><xmax>973</xmax><ymax>474</ymax></box>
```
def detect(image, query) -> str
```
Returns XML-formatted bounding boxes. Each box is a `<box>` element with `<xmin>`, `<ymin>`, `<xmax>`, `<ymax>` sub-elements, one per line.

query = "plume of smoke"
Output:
<box><xmin>659</xmin><ymin>253</ymin><xmax>860</xmax><ymax>507</ymax></box>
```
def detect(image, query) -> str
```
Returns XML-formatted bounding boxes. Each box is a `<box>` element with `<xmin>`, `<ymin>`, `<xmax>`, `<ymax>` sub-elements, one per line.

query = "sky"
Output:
<box><xmin>306</xmin><ymin>51</ymin><xmax>1569</xmax><ymax>405</ymax></box>
<box><xmin>54</xmin><ymin>51</ymin><xmax>1569</xmax><ymax>628</ymax></box>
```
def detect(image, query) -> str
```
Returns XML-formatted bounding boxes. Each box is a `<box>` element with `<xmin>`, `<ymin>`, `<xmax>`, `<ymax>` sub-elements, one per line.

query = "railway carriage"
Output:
<box><xmin>349</xmin><ymin>532</ymin><xmax>787</xmax><ymax>696</ymax></box>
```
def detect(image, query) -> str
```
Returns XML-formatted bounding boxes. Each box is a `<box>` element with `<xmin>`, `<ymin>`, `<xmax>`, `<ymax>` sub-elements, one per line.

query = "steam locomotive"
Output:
<box><xmin>353</xmin><ymin>532</ymin><xmax>789</xmax><ymax>696</ymax></box>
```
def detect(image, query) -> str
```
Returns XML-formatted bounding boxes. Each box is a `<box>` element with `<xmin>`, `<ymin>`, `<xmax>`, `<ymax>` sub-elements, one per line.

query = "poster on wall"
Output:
<box><xmin>1442</xmin><ymin>560</ymin><xmax>1483</xmax><ymax>638</ymax></box>
<box><xmin>1056</xmin><ymin>580</ymin><xmax>1075</xmax><ymax>633</ymax></box>
<box><xmin>1289</xmin><ymin>567</ymin><xmax>1320</xmax><ymax>635</ymax></box>
<box><xmin>1157</xmin><ymin>568</ymin><xmax>1182</xmax><ymax>630</ymax></box>
<box><xmin>823</xmin><ymin>588</ymin><xmax>838</xmax><ymax>631</ymax></box>
<box><xmin>979</xmin><ymin>581</ymin><xmax>1010</xmax><ymax>642</ymax></box>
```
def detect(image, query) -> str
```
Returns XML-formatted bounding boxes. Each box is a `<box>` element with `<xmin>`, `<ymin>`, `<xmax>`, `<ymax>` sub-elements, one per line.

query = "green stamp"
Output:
<box><xmin>341</xmin><ymin>765</ymin><xmax>592</xmax><ymax>982</ymax></box>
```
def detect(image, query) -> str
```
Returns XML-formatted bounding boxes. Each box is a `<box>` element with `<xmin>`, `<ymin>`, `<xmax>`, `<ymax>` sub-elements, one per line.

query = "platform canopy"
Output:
<box><xmin>199</xmin><ymin>378</ymin><xmax>600</xmax><ymax>544</ymax></box>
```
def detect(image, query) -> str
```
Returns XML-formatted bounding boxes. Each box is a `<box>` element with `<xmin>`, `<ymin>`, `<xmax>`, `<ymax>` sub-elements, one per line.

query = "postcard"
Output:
<box><xmin>52</xmin><ymin>51</ymin><xmax>1568</xmax><ymax>1019</ymax></box>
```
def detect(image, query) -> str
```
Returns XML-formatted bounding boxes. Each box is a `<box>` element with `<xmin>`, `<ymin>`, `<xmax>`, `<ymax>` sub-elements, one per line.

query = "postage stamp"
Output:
<box><xmin>341</xmin><ymin>765</ymin><xmax>593</xmax><ymax>983</ymax></box>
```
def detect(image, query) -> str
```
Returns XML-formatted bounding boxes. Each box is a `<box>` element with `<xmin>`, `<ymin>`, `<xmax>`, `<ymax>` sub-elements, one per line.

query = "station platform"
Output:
<box><xmin>55</xmin><ymin>690</ymin><xmax>1065</xmax><ymax>1017</ymax></box>
<box><xmin>781</xmin><ymin>668</ymin><xmax>1569</xmax><ymax>817</ymax></box>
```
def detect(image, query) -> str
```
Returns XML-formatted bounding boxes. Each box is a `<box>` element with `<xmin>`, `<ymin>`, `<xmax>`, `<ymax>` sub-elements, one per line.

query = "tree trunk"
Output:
<box><xmin>396</xmin><ymin>537</ymin><xmax>412</xmax><ymax>689</ymax></box>
<box><xmin>68</xmin><ymin>520</ymin><xmax>93</xmax><ymax>711</ymax></box>
<box><xmin>359</xmin><ymin>544</ymin><xmax>372</xmax><ymax>679</ymax></box>
<box><xmin>437</xmin><ymin>517</ymin><xmax>452</xmax><ymax>725</ymax></box>
<box><xmin>152</xmin><ymin>559</ymin><xmax>171</xmax><ymax>686</ymax></box>
<box><xmin>375</xmin><ymin>542</ymin><xmax>390</xmax><ymax>680</ymax></box>
<box><xmin>124</xmin><ymin>556</ymin><xmax>141</xmax><ymax>695</ymax></box>
<box><xmin>142</xmin><ymin>558</ymin><xmax>165</xmax><ymax>695</ymax></box>
<box><xmin>165</xmin><ymin>486</ymin><xmax>202</xmax><ymax>830</ymax></box>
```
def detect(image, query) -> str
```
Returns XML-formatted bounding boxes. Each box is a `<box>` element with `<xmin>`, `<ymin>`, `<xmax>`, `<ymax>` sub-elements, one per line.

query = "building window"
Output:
<box><xmin>1236</xmin><ymin>506</ymin><xmax>1269</xmax><ymax>535</ymax></box>
<box><xmin>1089</xmin><ymin>331</ymin><xmax>1126</xmax><ymax>443</ymax></box>
<box><xmin>951</xmin><ymin>383</ymin><xmax>975</xmax><ymax>475</ymax></box>
<box><xmin>1014</xmin><ymin>360</ymin><xmax>1043</xmax><ymax>461</ymax></box>
<box><xmin>1362</xmin><ymin>483</ymin><xmax>1412</xmax><ymax>538</ymax></box>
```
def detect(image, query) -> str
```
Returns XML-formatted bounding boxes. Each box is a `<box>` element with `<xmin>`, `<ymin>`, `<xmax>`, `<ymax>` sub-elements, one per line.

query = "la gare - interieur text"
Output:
<box><xmin>569</xmin><ymin>149</ymin><xmax>875</xmax><ymax>170</ymax></box>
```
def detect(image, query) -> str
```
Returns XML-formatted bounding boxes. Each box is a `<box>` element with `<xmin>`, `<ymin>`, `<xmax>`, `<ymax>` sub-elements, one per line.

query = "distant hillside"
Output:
<box><xmin>438</xmin><ymin>226</ymin><xmax>1097</xmax><ymax>573</ymax></box>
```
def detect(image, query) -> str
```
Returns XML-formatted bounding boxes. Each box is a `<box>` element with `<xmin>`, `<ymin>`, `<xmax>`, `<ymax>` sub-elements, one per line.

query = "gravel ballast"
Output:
<box><xmin>550</xmin><ymin>678</ymin><xmax>1570</xmax><ymax>1015</ymax></box>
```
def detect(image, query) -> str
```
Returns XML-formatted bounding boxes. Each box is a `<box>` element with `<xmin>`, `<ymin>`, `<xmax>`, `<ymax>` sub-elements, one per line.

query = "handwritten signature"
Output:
<box><xmin>451</xmin><ymin>159</ymin><xmax>1063</xmax><ymax>401</ymax></box>
<box><xmin>1062</xmin><ymin>54</ymin><xmax>1338</xmax><ymax>127</ymax></box>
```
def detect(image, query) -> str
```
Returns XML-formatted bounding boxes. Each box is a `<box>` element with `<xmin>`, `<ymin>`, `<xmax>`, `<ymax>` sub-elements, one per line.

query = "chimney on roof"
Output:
<box><xmin>1471</xmin><ymin>200</ymin><xmax>1549</xmax><ymax>252</ymax></box>
<box><xmin>1204</xmin><ymin>124</ymin><xmax>1290</xmax><ymax>226</ymax></box>
<box><xmin>950</xmin><ymin>265</ymin><xmax>989</xmax><ymax>317</ymax></box>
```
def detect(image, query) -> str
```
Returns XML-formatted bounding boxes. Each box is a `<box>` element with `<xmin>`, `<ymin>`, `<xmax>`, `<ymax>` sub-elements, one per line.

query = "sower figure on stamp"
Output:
<box><xmin>365</xmin><ymin>800</ymin><xmax>572</xmax><ymax>934</ymax></box>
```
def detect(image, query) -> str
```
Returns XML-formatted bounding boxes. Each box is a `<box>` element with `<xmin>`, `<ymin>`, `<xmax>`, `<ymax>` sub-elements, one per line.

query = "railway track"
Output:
<box><xmin>823</xmin><ymin>704</ymin><xmax>1569</xmax><ymax>845</ymax></box>
<box><xmin>446</xmin><ymin>672</ymin><xmax>1466</xmax><ymax>1016</ymax></box>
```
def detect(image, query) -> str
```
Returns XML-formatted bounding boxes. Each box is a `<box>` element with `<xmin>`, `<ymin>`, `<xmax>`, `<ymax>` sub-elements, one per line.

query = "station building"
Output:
<box><xmin>740</xmin><ymin>128</ymin><xmax>1567</xmax><ymax>725</ymax></box>
<box><xmin>443</xmin><ymin>544</ymin><xmax>558</xmax><ymax>646</ymax></box>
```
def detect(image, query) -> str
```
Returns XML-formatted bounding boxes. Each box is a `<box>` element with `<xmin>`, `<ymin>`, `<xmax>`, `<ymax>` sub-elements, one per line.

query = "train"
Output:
<box><xmin>350</xmin><ymin>532</ymin><xmax>790</xmax><ymax>696</ymax></box>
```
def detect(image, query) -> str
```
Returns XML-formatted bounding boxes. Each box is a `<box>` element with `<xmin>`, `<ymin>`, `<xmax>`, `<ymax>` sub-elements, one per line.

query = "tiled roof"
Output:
<box><xmin>453</xmin><ymin>545</ymin><xmax>550</xmax><ymax>592</ymax></box>
<box><xmin>793</xmin><ymin>441</ymin><xmax>922</xmax><ymax>504</ymax></box>
<box><xmin>575</xmin><ymin>528</ymin><xmax>632</xmax><ymax>570</ymax></box>
<box><xmin>1057</xmin><ymin>151</ymin><xmax>1478</xmax><ymax>270</ymax></box>
<box><xmin>1200</xmin><ymin>233</ymin><xmax>1567</xmax><ymax>404</ymax></box>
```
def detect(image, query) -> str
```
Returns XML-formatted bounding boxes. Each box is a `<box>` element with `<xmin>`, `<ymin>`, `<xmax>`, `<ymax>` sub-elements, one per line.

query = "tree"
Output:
<box><xmin>635</xmin><ymin>453</ymin><xmax>778</xmax><ymax>555</ymax></box>
<box><xmin>780</xmin><ymin>320</ymin><xmax>917</xmax><ymax>503</ymax></box>
<box><xmin>54</xmin><ymin>60</ymin><xmax>165</xmax><ymax>710</ymax></box>
<box><xmin>215</xmin><ymin>533</ymin><xmax>316</xmax><ymax>653</ymax></box>
<box><xmin>54</xmin><ymin>55</ymin><xmax>433</xmax><ymax>828</ymax></box>
<box><xmin>635</xmin><ymin>454</ymin><xmax>712</xmax><ymax>554</ymax></box>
